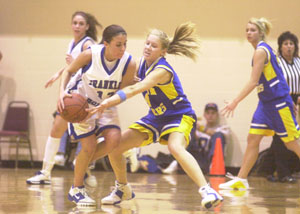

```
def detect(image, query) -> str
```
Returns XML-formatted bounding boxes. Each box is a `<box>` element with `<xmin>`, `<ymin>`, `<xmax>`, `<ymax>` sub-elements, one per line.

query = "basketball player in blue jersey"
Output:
<box><xmin>27</xmin><ymin>11</ymin><xmax>102</xmax><ymax>186</ymax></box>
<box><xmin>87</xmin><ymin>22</ymin><xmax>223</xmax><ymax>209</ymax></box>
<box><xmin>58</xmin><ymin>25</ymin><xmax>136</xmax><ymax>207</ymax></box>
<box><xmin>218</xmin><ymin>17</ymin><xmax>300</xmax><ymax>190</ymax></box>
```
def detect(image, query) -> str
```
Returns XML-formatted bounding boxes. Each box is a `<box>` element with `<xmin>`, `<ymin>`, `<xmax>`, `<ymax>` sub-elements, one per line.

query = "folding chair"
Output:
<box><xmin>0</xmin><ymin>101</ymin><xmax>34</xmax><ymax>168</ymax></box>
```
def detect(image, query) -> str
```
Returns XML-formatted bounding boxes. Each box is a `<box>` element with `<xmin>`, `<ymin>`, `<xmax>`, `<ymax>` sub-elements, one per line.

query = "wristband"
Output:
<box><xmin>116</xmin><ymin>90</ymin><xmax>127</xmax><ymax>102</ymax></box>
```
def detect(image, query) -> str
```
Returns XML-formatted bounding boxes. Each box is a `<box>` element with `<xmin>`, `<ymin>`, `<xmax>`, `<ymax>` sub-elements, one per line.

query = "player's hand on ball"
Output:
<box><xmin>57</xmin><ymin>92</ymin><xmax>72</xmax><ymax>113</ymax></box>
<box><xmin>85</xmin><ymin>100</ymin><xmax>109</xmax><ymax>120</ymax></box>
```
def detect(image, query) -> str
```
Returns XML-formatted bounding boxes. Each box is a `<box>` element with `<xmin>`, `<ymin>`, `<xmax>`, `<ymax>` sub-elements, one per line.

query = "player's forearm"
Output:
<box><xmin>60</xmin><ymin>70</ymin><xmax>72</xmax><ymax>93</ymax></box>
<box><xmin>233</xmin><ymin>80</ymin><xmax>257</xmax><ymax>104</ymax></box>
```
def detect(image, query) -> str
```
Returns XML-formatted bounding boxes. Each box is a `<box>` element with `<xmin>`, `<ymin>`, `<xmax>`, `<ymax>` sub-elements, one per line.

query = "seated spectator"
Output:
<box><xmin>162</xmin><ymin>102</ymin><xmax>230</xmax><ymax>174</ymax></box>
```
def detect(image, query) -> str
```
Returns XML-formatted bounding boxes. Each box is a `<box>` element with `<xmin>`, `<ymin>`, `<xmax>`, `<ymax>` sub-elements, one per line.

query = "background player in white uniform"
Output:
<box><xmin>27</xmin><ymin>11</ymin><xmax>102</xmax><ymax>185</ymax></box>
<box><xmin>58</xmin><ymin>24</ymin><xmax>136</xmax><ymax>206</ymax></box>
<box><xmin>86</xmin><ymin>22</ymin><xmax>223</xmax><ymax>209</ymax></box>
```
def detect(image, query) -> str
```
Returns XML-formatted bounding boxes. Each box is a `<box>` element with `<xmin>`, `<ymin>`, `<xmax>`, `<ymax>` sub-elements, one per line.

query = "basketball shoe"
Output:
<box><xmin>26</xmin><ymin>171</ymin><xmax>51</xmax><ymax>185</ymax></box>
<box><xmin>199</xmin><ymin>184</ymin><xmax>223</xmax><ymax>209</ymax></box>
<box><xmin>68</xmin><ymin>185</ymin><xmax>96</xmax><ymax>206</ymax></box>
<box><xmin>101</xmin><ymin>181</ymin><xmax>135</xmax><ymax>205</ymax></box>
<box><xmin>219</xmin><ymin>173</ymin><xmax>249</xmax><ymax>190</ymax></box>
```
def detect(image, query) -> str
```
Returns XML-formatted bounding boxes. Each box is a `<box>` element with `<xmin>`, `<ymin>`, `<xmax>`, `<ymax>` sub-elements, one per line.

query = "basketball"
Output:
<box><xmin>60</xmin><ymin>93</ymin><xmax>89</xmax><ymax>123</ymax></box>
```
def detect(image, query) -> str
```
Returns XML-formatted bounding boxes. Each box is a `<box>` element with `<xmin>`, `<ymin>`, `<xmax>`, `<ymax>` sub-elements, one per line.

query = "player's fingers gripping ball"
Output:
<box><xmin>60</xmin><ymin>93</ymin><xmax>88</xmax><ymax>123</ymax></box>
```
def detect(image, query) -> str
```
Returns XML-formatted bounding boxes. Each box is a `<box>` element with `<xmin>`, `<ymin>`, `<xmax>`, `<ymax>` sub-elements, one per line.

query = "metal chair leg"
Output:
<box><xmin>28</xmin><ymin>139</ymin><xmax>34</xmax><ymax>168</ymax></box>
<box><xmin>0</xmin><ymin>144</ymin><xmax>2</xmax><ymax>167</ymax></box>
<box><xmin>16</xmin><ymin>137</ymin><xmax>19</xmax><ymax>168</ymax></box>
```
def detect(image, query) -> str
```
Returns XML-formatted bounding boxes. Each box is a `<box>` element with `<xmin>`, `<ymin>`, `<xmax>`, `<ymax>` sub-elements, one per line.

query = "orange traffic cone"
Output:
<box><xmin>209</xmin><ymin>137</ymin><xmax>225</xmax><ymax>176</ymax></box>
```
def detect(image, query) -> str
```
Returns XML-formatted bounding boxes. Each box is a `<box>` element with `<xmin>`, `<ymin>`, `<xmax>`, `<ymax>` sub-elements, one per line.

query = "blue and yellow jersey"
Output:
<box><xmin>137</xmin><ymin>57</ymin><xmax>195</xmax><ymax>118</ymax></box>
<box><xmin>256</xmin><ymin>41</ymin><xmax>290</xmax><ymax>102</ymax></box>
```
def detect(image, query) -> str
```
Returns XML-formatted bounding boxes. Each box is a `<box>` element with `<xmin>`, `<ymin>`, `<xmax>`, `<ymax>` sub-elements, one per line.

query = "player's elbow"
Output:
<box><xmin>249</xmin><ymin>80</ymin><xmax>258</xmax><ymax>89</ymax></box>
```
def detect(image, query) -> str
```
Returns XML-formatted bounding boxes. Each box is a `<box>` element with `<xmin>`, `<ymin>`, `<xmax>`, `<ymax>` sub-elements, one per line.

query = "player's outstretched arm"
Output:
<box><xmin>222</xmin><ymin>49</ymin><xmax>266</xmax><ymax>118</ymax></box>
<box><xmin>86</xmin><ymin>68</ymin><xmax>171</xmax><ymax>117</ymax></box>
<box><xmin>44</xmin><ymin>67</ymin><xmax>65</xmax><ymax>88</ymax></box>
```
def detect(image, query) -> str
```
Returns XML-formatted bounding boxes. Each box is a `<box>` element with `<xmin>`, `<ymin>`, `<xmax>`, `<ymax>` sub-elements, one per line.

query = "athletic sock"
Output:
<box><xmin>42</xmin><ymin>136</ymin><xmax>61</xmax><ymax>175</ymax></box>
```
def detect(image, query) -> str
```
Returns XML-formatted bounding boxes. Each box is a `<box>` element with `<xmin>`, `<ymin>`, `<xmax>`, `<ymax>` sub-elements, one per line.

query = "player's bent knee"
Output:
<box><xmin>168</xmin><ymin>144</ymin><xmax>183</xmax><ymax>158</ymax></box>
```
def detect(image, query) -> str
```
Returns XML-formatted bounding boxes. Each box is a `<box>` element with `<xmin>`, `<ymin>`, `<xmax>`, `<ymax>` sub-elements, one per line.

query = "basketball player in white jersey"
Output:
<box><xmin>27</xmin><ymin>11</ymin><xmax>102</xmax><ymax>186</ymax></box>
<box><xmin>58</xmin><ymin>24</ymin><xmax>136</xmax><ymax>206</ymax></box>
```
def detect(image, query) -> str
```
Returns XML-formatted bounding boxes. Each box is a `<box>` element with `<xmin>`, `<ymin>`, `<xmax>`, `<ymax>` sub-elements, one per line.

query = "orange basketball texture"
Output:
<box><xmin>60</xmin><ymin>93</ymin><xmax>88</xmax><ymax>123</ymax></box>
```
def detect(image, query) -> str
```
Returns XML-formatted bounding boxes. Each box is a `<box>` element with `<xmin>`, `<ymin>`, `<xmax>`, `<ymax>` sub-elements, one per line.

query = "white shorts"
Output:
<box><xmin>68</xmin><ymin>106</ymin><xmax>120</xmax><ymax>140</ymax></box>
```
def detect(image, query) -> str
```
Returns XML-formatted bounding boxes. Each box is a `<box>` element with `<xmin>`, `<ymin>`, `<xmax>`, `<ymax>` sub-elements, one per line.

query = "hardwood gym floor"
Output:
<box><xmin>0</xmin><ymin>168</ymin><xmax>300</xmax><ymax>213</ymax></box>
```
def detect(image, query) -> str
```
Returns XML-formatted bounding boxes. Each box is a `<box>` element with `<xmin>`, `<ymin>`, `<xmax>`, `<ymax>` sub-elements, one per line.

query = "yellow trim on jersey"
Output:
<box><xmin>249</xmin><ymin>128</ymin><xmax>274</xmax><ymax>136</ymax></box>
<box><xmin>160</xmin><ymin>115</ymin><xmax>195</xmax><ymax>146</ymax></box>
<box><xmin>278</xmin><ymin>106</ymin><xmax>300</xmax><ymax>143</ymax></box>
<box><xmin>281</xmin><ymin>134</ymin><xmax>300</xmax><ymax>143</ymax></box>
<box><xmin>145</xmin><ymin>57</ymin><xmax>162</xmax><ymax>76</ymax></box>
<box><xmin>144</xmin><ymin>60</ymin><xmax>178</xmax><ymax>100</ymax></box>
<box><xmin>156</xmin><ymin>65</ymin><xmax>173</xmax><ymax>73</ymax></box>
<box><xmin>259</xmin><ymin>46</ymin><xmax>277</xmax><ymax>81</ymax></box>
<box><xmin>158</xmin><ymin>82</ymin><xmax>178</xmax><ymax>100</ymax></box>
<box><xmin>264</xmin><ymin>62</ymin><xmax>277</xmax><ymax>81</ymax></box>
<box><xmin>155</xmin><ymin>64</ymin><xmax>178</xmax><ymax>100</ymax></box>
<box><xmin>129</xmin><ymin>123</ymin><xmax>155</xmax><ymax>147</ymax></box>
<box><xmin>129</xmin><ymin>115</ymin><xmax>195</xmax><ymax>147</ymax></box>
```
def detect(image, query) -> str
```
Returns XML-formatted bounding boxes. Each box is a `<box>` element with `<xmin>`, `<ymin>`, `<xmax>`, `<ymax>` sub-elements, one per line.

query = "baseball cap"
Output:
<box><xmin>204</xmin><ymin>102</ymin><xmax>218</xmax><ymax>112</ymax></box>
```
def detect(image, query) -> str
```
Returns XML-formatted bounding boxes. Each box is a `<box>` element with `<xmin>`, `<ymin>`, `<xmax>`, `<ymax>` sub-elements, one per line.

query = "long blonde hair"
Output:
<box><xmin>249</xmin><ymin>17</ymin><xmax>272</xmax><ymax>41</ymax></box>
<box><xmin>148</xmin><ymin>22</ymin><xmax>200</xmax><ymax>61</ymax></box>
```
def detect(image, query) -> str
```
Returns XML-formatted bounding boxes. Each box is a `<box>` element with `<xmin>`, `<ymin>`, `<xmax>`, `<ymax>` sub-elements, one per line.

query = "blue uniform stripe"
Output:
<box><xmin>122</xmin><ymin>55</ymin><xmax>132</xmax><ymax>76</ymax></box>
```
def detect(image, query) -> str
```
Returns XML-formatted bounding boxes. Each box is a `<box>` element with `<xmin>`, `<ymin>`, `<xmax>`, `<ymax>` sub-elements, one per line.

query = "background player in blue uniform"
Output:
<box><xmin>87</xmin><ymin>22</ymin><xmax>223</xmax><ymax>209</ymax></box>
<box><xmin>219</xmin><ymin>17</ymin><xmax>300</xmax><ymax>190</ymax></box>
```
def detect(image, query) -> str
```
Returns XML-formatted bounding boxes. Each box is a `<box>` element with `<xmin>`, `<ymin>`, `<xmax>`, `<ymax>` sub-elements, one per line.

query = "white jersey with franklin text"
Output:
<box><xmin>68</xmin><ymin>44</ymin><xmax>132</xmax><ymax>108</ymax></box>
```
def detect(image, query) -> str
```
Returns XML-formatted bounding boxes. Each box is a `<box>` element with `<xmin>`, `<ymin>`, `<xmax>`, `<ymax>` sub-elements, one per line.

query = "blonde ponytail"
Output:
<box><xmin>249</xmin><ymin>17</ymin><xmax>272</xmax><ymax>40</ymax></box>
<box><xmin>148</xmin><ymin>22</ymin><xmax>200</xmax><ymax>61</ymax></box>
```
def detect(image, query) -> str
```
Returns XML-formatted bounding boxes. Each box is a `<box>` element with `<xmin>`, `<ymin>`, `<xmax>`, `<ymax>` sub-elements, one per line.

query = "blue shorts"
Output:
<box><xmin>129</xmin><ymin>113</ymin><xmax>196</xmax><ymax>146</ymax></box>
<box><xmin>250</xmin><ymin>96</ymin><xmax>300</xmax><ymax>143</ymax></box>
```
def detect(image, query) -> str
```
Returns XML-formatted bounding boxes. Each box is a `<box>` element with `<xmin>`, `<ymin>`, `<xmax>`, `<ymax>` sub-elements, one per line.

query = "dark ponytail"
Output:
<box><xmin>72</xmin><ymin>11</ymin><xmax>102</xmax><ymax>42</ymax></box>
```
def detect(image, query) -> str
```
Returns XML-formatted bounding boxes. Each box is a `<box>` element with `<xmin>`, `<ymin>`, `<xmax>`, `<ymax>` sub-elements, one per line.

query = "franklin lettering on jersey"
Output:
<box><xmin>66</xmin><ymin>44</ymin><xmax>132</xmax><ymax>107</ymax></box>
<box><xmin>89</xmin><ymin>80</ymin><xmax>121</xmax><ymax>90</ymax></box>
<box><xmin>67</xmin><ymin>43</ymin><xmax>131</xmax><ymax>140</ymax></box>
